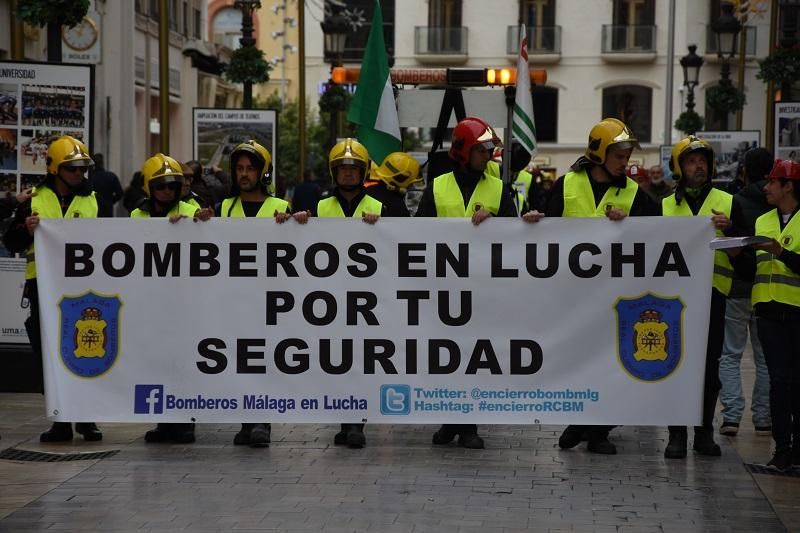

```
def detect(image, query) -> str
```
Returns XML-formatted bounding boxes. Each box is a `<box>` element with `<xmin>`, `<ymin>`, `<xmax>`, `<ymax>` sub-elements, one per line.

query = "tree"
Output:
<box><xmin>17</xmin><ymin>0</ymin><xmax>90</xmax><ymax>62</ymax></box>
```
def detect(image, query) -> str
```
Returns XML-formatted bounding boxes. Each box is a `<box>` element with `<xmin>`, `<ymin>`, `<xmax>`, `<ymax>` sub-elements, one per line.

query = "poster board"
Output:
<box><xmin>774</xmin><ymin>101</ymin><xmax>800</xmax><ymax>163</ymax></box>
<box><xmin>192</xmin><ymin>108</ymin><xmax>277</xmax><ymax>176</ymax></box>
<box><xmin>696</xmin><ymin>130</ymin><xmax>761</xmax><ymax>182</ymax></box>
<box><xmin>0</xmin><ymin>61</ymin><xmax>93</xmax><ymax>343</ymax></box>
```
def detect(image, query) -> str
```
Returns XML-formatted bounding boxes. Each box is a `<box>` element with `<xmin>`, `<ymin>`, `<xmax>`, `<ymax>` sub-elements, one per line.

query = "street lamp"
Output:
<box><xmin>234</xmin><ymin>0</ymin><xmax>262</xmax><ymax>108</ymax></box>
<box><xmin>320</xmin><ymin>11</ymin><xmax>350</xmax><ymax>148</ymax></box>
<box><xmin>712</xmin><ymin>2</ymin><xmax>741</xmax><ymax>85</ymax></box>
<box><xmin>680</xmin><ymin>45</ymin><xmax>704</xmax><ymax>113</ymax></box>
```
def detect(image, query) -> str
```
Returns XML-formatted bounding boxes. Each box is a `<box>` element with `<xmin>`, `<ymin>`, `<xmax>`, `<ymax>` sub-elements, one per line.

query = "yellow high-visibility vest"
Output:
<box><xmin>316</xmin><ymin>194</ymin><xmax>382</xmax><ymax>217</ymax></box>
<box><xmin>130</xmin><ymin>201</ymin><xmax>198</xmax><ymax>219</ymax></box>
<box><xmin>562</xmin><ymin>169</ymin><xmax>638</xmax><ymax>217</ymax></box>
<box><xmin>752</xmin><ymin>208</ymin><xmax>800</xmax><ymax>307</ymax></box>
<box><xmin>220</xmin><ymin>196</ymin><xmax>289</xmax><ymax>218</ymax></box>
<box><xmin>432</xmin><ymin>171</ymin><xmax>503</xmax><ymax>217</ymax></box>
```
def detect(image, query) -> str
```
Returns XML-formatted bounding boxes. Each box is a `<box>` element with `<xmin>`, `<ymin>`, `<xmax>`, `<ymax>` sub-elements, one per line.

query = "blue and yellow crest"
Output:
<box><xmin>58</xmin><ymin>291</ymin><xmax>122</xmax><ymax>378</ymax></box>
<box><xmin>614</xmin><ymin>293</ymin><xmax>683</xmax><ymax>382</ymax></box>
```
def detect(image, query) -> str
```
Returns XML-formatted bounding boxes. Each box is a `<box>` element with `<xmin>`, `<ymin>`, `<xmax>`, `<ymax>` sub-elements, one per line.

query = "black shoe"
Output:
<box><xmin>558</xmin><ymin>426</ymin><xmax>587</xmax><ymax>449</ymax></box>
<box><xmin>334</xmin><ymin>424</ymin><xmax>349</xmax><ymax>446</ymax></box>
<box><xmin>693</xmin><ymin>427</ymin><xmax>722</xmax><ymax>456</ymax></box>
<box><xmin>234</xmin><ymin>423</ymin><xmax>254</xmax><ymax>445</ymax></box>
<box><xmin>719</xmin><ymin>421</ymin><xmax>739</xmax><ymax>436</ymax></box>
<box><xmin>75</xmin><ymin>422</ymin><xmax>102</xmax><ymax>442</ymax></box>
<box><xmin>40</xmin><ymin>422</ymin><xmax>73</xmax><ymax>442</ymax></box>
<box><xmin>432</xmin><ymin>425</ymin><xmax>458</xmax><ymax>445</ymax></box>
<box><xmin>249</xmin><ymin>423</ymin><xmax>270</xmax><ymax>448</ymax></box>
<box><xmin>754</xmin><ymin>425</ymin><xmax>772</xmax><ymax>437</ymax></box>
<box><xmin>458</xmin><ymin>432</ymin><xmax>485</xmax><ymax>449</ymax></box>
<box><xmin>144</xmin><ymin>423</ymin><xmax>171</xmax><ymax>443</ymax></box>
<box><xmin>587</xmin><ymin>433</ymin><xmax>616</xmax><ymax>455</ymax></box>
<box><xmin>767</xmin><ymin>449</ymin><xmax>792</xmax><ymax>472</ymax></box>
<box><xmin>346</xmin><ymin>424</ymin><xmax>366</xmax><ymax>449</ymax></box>
<box><xmin>664</xmin><ymin>428</ymin><xmax>687</xmax><ymax>459</ymax></box>
<box><xmin>792</xmin><ymin>446</ymin><xmax>800</xmax><ymax>466</ymax></box>
<box><xmin>170</xmin><ymin>423</ymin><xmax>196</xmax><ymax>444</ymax></box>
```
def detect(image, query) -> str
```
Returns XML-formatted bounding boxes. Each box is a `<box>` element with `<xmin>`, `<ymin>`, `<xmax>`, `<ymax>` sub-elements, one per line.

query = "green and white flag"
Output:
<box><xmin>513</xmin><ymin>25</ymin><xmax>537</xmax><ymax>156</ymax></box>
<box><xmin>346</xmin><ymin>0</ymin><xmax>401</xmax><ymax>165</ymax></box>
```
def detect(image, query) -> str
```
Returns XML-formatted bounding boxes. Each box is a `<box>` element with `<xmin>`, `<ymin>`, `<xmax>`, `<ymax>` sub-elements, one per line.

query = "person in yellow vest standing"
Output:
<box><xmin>660</xmin><ymin>135</ymin><xmax>732</xmax><ymax>459</ymax></box>
<box><xmin>751</xmin><ymin>159</ymin><xmax>800</xmax><ymax>471</ymax></box>
<box><xmin>3</xmin><ymin>135</ymin><xmax>104</xmax><ymax>442</ymax></box>
<box><xmin>548</xmin><ymin>118</ymin><xmax>657</xmax><ymax>455</ymax></box>
<box><xmin>312</xmin><ymin>138</ymin><xmax>383</xmax><ymax>448</ymax></box>
<box><xmin>416</xmin><ymin>116</ymin><xmax>519</xmax><ymax>449</ymax></box>
<box><xmin>132</xmin><ymin>153</ymin><xmax>211</xmax><ymax>444</ymax></box>
<box><xmin>217</xmin><ymin>140</ymin><xmax>303</xmax><ymax>447</ymax></box>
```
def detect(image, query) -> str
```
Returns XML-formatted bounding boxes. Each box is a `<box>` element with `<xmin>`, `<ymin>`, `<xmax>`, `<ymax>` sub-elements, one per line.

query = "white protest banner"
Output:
<box><xmin>35</xmin><ymin>218</ymin><xmax>714</xmax><ymax>425</ymax></box>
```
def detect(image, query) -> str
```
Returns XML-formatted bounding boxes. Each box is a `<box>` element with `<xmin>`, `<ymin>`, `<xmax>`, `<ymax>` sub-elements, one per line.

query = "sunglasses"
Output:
<box><xmin>151</xmin><ymin>182</ymin><xmax>181</xmax><ymax>192</ymax></box>
<box><xmin>62</xmin><ymin>166</ymin><xmax>86</xmax><ymax>173</ymax></box>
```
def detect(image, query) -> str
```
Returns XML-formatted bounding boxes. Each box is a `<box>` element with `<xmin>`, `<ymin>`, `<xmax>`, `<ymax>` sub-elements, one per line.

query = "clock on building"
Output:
<box><xmin>62</xmin><ymin>16</ymin><xmax>99</xmax><ymax>52</ymax></box>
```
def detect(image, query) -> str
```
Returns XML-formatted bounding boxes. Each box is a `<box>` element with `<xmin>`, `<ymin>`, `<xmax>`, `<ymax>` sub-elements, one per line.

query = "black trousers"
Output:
<box><xmin>23</xmin><ymin>279</ymin><xmax>44</xmax><ymax>394</ymax></box>
<box><xmin>670</xmin><ymin>289</ymin><xmax>725</xmax><ymax>433</ymax></box>
<box><xmin>757</xmin><ymin>316</ymin><xmax>800</xmax><ymax>452</ymax></box>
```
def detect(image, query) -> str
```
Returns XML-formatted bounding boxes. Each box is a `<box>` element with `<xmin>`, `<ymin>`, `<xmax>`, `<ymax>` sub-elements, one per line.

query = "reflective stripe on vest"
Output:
<box><xmin>432</xmin><ymin>171</ymin><xmax>503</xmax><ymax>217</ymax></box>
<box><xmin>662</xmin><ymin>188</ymin><xmax>734</xmax><ymax>296</ymax></box>
<box><xmin>514</xmin><ymin>170</ymin><xmax>533</xmax><ymax>213</ymax></box>
<box><xmin>316</xmin><ymin>195</ymin><xmax>383</xmax><ymax>218</ymax></box>
<box><xmin>562</xmin><ymin>170</ymin><xmax>639</xmax><ymax>218</ymax></box>
<box><xmin>26</xmin><ymin>186</ymin><xmax>98</xmax><ymax>280</ymax></box>
<box><xmin>130</xmin><ymin>200</ymin><xmax>198</xmax><ymax>219</ymax></box>
<box><xmin>752</xmin><ymin>209</ymin><xmax>800</xmax><ymax>307</ymax></box>
<box><xmin>220</xmin><ymin>196</ymin><xmax>289</xmax><ymax>218</ymax></box>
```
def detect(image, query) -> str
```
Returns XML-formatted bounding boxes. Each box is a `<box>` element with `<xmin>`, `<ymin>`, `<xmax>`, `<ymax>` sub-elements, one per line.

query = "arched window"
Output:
<box><xmin>531</xmin><ymin>86</ymin><xmax>558</xmax><ymax>143</ymax></box>
<box><xmin>601</xmin><ymin>85</ymin><xmax>652</xmax><ymax>143</ymax></box>
<box><xmin>212</xmin><ymin>8</ymin><xmax>242</xmax><ymax>50</ymax></box>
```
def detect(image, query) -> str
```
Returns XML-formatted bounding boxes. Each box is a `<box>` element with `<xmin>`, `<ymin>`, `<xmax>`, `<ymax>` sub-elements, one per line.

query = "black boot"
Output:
<box><xmin>664</xmin><ymin>426</ymin><xmax>687</xmax><ymax>459</ymax></box>
<box><xmin>558</xmin><ymin>425</ymin><xmax>587</xmax><ymax>449</ymax></box>
<box><xmin>170</xmin><ymin>423</ymin><xmax>196</xmax><ymax>444</ymax></box>
<box><xmin>432</xmin><ymin>424</ymin><xmax>458</xmax><ymax>445</ymax></box>
<box><xmin>334</xmin><ymin>424</ymin><xmax>349</xmax><ymax>446</ymax></box>
<box><xmin>234</xmin><ymin>423</ymin><xmax>254</xmax><ymax>445</ymax></box>
<box><xmin>75</xmin><ymin>422</ymin><xmax>102</xmax><ymax>442</ymax></box>
<box><xmin>587</xmin><ymin>429</ymin><xmax>616</xmax><ymax>454</ymax></box>
<box><xmin>457</xmin><ymin>425</ymin><xmax>484</xmax><ymax>449</ymax></box>
<box><xmin>40</xmin><ymin>422</ymin><xmax>73</xmax><ymax>442</ymax></box>
<box><xmin>144</xmin><ymin>423</ymin><xmax>171</xmax><ymax>443</ymax></box>
<box><xmin>693</xmin><ymin>426</ymin><xmax>721</xmax><ymax>456</ymax></box>
<box><xmin>249</xmin><ymin>423</ymin><xmax>271</xmax><ymax>448</ymax></box>
<box><xmin>346</xmin><ymin>424</ymin><xmax>366</xmax><ymax>448</ymax></box>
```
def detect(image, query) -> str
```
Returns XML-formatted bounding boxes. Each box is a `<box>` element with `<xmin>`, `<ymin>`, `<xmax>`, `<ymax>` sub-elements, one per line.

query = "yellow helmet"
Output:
<box><xmin>585</xmin><ymin>118</ymin><xmax>640</xmax><ymax>165</ymax></box>
<box><xmin>669</xmin><ymin>135</ymin><xmax>716</xmax><ymax>181</ymax></box>
<box><xmin>230</xmin><ymin>140</ymin><xmax>273</xmax><ymax>185</ymax></box>
<box><xmin>371</xmin><ymin>152</ymin><xmax>422</xmax><ymax>193</ymax></box>
<box><xmin>329</xmin><ymin>138</ymin><xmax>370</xmax><ymax>181</ymax></box>
<box><xmin>46</xmin><ymin>135</ymin><xmax>93</xmax><ymax>175</ymax></box>
<box><xmin>141</xmin><ymin>153</ymin><xmax>184</xmax><ymax>197</ymax></box>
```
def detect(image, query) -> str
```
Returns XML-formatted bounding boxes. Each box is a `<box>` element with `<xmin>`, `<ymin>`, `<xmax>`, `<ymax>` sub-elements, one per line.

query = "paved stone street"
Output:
<box><xmin>0</xmin><ymin>388</ymin><xmax>797</xmax><ymax>533</ymax></box>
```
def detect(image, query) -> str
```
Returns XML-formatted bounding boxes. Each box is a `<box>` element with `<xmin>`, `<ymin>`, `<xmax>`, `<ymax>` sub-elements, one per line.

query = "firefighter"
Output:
<box><xmin>313</xmin><ymin>138</ymin><xmax>383</xmax><ymax>448</ymax></box>
<box><xmin>2</xmin><ymin>135</ymin><xmax>103</xmax><ymax>442</ymax></box>
<box><xmin>751</xmin><ymin>159</ymin><xmax>800</xmax><ymax>471</ymax></box>
<box><xmin>661</xmin><ymin>135</ymin><xmax>732</xmax><ymax>459</ymax></box>
<box><xmin>133</xmin><ymin>154</ymin><xmax>211</xmax><ymax>444</ymax></box>
<box><xmin>363</xmin><ymin>151</ymin><xmax>422</xmax><ymax>217</ymax></box>
<box><xmin>416</xmin><ymin>116</ymin><xmax>518</xmax><ymax>449</ymax></box>
<box><xmin>549</xmin><ymin>118</ymin><xmax>657</xmax><ymax>455</ymax></box>
<box><xmin>218</xmin><ymin>140</ymin><xmax>303</xmax><ymax>447</ymax></box>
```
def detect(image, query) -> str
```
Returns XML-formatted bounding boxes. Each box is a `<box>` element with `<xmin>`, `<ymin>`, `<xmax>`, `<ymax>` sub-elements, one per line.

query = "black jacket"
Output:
<box><xmin>364</xmin><ymin>181</ymin><xmax>410</xmax><ymax>217</ymax></box>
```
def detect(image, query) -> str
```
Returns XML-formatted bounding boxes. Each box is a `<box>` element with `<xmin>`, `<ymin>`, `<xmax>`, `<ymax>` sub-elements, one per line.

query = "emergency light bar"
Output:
<box><xmin>331</xmin><ymin>67</ymin><xmax>547</xmax><ymax>87</ymax></box>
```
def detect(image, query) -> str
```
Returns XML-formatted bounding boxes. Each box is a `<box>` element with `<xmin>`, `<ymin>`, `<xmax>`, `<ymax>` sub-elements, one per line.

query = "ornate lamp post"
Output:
<box><xmin>320</xmin><ymin>10</ymin><xmax>349</xmax><ymax>148</ymax></box>
<box><xmin>234</xmin><ymin>0</ymin><xmax>262</xmax><ymax>109</ymax></box>
<box><xmin>680</xmin><ymin>45</ymin><xmax>704</xmax><ymax>113</ymax></box>
<box><xmin>712</xmin><ymin>2</ymin><xmax>741</xmax><ymax>129</ymax></box>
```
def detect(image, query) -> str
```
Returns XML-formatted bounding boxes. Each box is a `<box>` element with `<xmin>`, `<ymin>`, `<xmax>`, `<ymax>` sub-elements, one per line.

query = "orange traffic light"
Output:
<box><xmin>330</xmin><ymin>66</ymin><xmax>546</xmax><ymax>87</ymax></box>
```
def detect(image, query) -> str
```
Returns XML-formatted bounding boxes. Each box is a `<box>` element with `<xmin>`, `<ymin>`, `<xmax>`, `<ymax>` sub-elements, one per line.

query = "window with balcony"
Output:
<box><xmin>169</xmin><ymin>0</ymin><xmax>179</xmax><ymax>31</ymax></box>
<box><xmin>194</xmin><ymin>8</ymin><xmax>202</xmax><ymax>40</ymax></box>
<box><xmin>532</xmin><ymin>86</ymin><xmax>557</xmax><ymax>142</ymax></box>
<box><xmin>149</xmin><ymin>0</ymin><xmax>159</xmax><ymax>21</ymax></box>
<box><xmin>135</xmin><ymin>0</ymin><xmax>144</xmax><ymax>15</ymax></box>
<box><xmin>422</xmin><ymin>0</ymin><xmax>464</xmax><ymax>54</ymax></box>
<box><xmin>601</xmin><ymin>85</ymin><xmax>652</xmax><ymax>143</ymax></box>
<box><xmin>605</xmin><ymin>0</ymin><xmax>656</xmax><ymax>52</ymax></box>
<box><xmin>183</xmin><ymin>2</ymin><xmax>189</xmax><ymax>37</ymax></box>
<box><xmin>509</xmin><ymin>1</ymin><xmax>559</xmax><ymax>55</ymax></box>
<box><xmin>323</xmin><ymin>0</ymin><xmax>395</xmax><ymax>64</ymax></box>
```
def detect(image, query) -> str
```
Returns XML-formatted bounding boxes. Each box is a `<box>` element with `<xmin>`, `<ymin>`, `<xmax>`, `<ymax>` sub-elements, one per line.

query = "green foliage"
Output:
<box><xmin>17</xmin><ymin>0</ymin><xmax>90</xmax><ymax>27</ymax></box>
<box><xmin>674</xmin><ymin>111</ymin><xmax>704</xmax><ymax>135</ymax></box>
<box><xmin>318</xmin><ymin>83</ymin><xmax>350</xmax><ymax>114</ymax></box>
<box><xmin>757</xmin><ymin>45</ymin><xmax>800</xmax><ymax>86</ymax></box>
<box><xmin>401</xmin><ymin>128</ymin><xmax>424</xmax><ymax>152</ymax></box>
<box><xmin>706</xmin><ymin>84</ymin><xmax>746</xmax><ymax>114</ymax></box>
<box><xmin>224</xmin><ymin>46</ymin><xmax>272</xmax><ymax>85</ymax></box>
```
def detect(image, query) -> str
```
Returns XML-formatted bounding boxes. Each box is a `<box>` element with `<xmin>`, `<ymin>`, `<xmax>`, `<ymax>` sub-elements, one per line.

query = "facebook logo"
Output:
<box><xmin>134</xmin><ymin>385</ymin><xmax>164</xmax><ymax>414</ymax></box>
<box><xmin>380</xmin><ymin>384</ymin><xmax>410</xmax><ymax>415</ymax></box>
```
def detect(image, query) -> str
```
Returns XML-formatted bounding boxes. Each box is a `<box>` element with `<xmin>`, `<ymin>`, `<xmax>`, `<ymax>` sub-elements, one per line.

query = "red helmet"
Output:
<box><xmin>448</xmin><ymin>117</ymin><xmax>502</xmax><ymax>165</ymax></box>
<box><xmin>768</xmin><ymin>159</ymin><xmax>800</xmax><ymax>180</ymax></box>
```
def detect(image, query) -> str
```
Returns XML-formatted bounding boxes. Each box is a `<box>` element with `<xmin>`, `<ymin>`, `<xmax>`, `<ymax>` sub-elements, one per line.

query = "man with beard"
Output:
<box><xmin>548</xmin><ymin>118</ymin><xmax>657</xmax><ymax>455</ymax></box>
<box><xmin>660</xmin><ymin>135</ymin><xmax>732</xmax><ymax>459</ymax></box>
